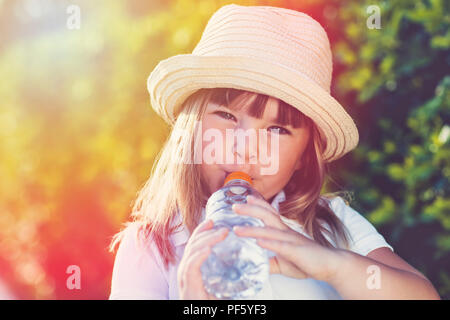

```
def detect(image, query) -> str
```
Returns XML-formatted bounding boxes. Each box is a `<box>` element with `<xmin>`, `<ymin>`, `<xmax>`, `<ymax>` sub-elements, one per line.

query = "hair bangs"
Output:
<box><xmin>207</xmin><ymin>87</ymin><xmax>310</xmax><ymax>129</ymax></box>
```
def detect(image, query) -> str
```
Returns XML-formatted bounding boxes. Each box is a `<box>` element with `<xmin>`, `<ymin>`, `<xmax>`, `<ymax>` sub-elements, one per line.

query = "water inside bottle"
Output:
<box><xmin>200</xmin><ymin>172</ymin><xmax>270</xmax><ymax>299</ymax></box>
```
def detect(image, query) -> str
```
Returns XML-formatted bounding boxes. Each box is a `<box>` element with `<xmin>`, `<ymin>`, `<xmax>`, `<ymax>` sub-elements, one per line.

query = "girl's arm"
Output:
<box><xmin>328</xmin><ymin>247</ymin><xmax>441</xmax><ymax>299</ymax></box>
<box><xmin>232</xmin><ymin>195</ymin><xmax>441</xmax><ymax>300</ymax></box>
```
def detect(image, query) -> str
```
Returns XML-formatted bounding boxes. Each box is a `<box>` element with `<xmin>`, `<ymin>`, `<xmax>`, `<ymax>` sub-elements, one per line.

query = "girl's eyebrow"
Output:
<box><xmin>213</xmin><ymin>104</ymin><xmax>291</xmax><ymax>127</ymax></box>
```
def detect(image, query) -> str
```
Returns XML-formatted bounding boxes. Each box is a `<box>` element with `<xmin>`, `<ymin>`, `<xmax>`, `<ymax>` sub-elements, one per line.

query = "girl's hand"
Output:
<box><xmin>177</xmin><ymin>219</ymin><xmax>229</xmax><ymax>300</ymax></box>
<box><xmin>232</xmin><ymin>195</ymin><xmax>342</xmax><ymax>282</ymax></box>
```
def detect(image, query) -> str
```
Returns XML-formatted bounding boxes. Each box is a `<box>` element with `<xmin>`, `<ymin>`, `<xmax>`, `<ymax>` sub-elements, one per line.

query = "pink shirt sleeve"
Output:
<box><xmin>109</xmin><ymin>223</ymin><xmax>169</xmax><ymax>299</ymax></box>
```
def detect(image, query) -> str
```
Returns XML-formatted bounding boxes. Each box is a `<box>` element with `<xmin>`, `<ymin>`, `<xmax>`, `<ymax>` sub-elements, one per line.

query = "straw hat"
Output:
<box><xmin>147</xmin><ymin>4</ymin><xmax>359</xmax><ymax>162</ymax></box>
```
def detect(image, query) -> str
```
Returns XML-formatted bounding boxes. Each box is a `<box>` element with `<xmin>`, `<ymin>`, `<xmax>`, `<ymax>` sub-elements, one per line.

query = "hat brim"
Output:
<box><xmin>147</xmin><ymin>54</ymin><xmax>359</xmax><ymax>162</ymax></box>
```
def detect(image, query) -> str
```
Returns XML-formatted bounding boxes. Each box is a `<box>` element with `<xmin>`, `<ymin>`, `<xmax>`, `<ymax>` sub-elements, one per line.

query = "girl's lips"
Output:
<box><xmin>223</xmin><ymin>170</ymin><xmax>232</xmax><ymax>180</ymax></box>
<box><xmin>223</xmin><ymin>170</ymin><xmax>256</xmax><ymax>181</ymax></box>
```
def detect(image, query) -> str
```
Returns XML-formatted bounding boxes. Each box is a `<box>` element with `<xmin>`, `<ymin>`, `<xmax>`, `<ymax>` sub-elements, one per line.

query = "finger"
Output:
<box><xmin>193</xmin><ymin>226</ymin><xmax>229</xmax><ymax>244</ymax></box>
<box><xmin>190</xmin><ymin>219</ymin><xmax>214</xmax><ymax>239</ymax></box>
<box><xmin>233</xmin><ymin>225</ymin><xmax>301</xmax><ymax>243</ymax></box>
<box><xmin>185</xmin><ymin>220</ymin><xmax>215</xmax><ymax>252</ymax></box>
<box><xmin>247</xmin><ymin>195</ymin><xmax>279</xmax><ymax>213</ymax></box>
<box><xmin>269</xmin><ymin>255</ymin><xmax>281</xmax><ymax>274</ymax></box>
<box><xmin>181</xmin><ymin>246</ymin><xmax>211</xmax><ymax>294</ymax></box>
<box><xmin>232</xmin><ymin>203</ymin><xmax>288</xmax><ymax>230</ymax></box>
<box><xmin>201</xmin><ymin>218</ymin><xmax>214</xmax><ymax>229</ymax></box>
<box><xmin>187</xmin><ymin>227</ymin><xmax>229</xmax><ymax>255</ymax></box>
<box><xmin>256</xmin><ymin>238</ymin><xmax>302</xmax><ymax>264</ymax></box>
<box><xmin>185</xmin><ymin>245</ymin><xmax>210</xmax><ymax>276</ymax></box>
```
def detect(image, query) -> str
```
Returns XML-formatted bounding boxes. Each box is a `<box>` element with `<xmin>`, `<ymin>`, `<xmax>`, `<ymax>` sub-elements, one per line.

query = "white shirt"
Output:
<box><xmin>109</xmin><ymin>190</ymin><xmax>393</xmax><ymax>300</ymax></box>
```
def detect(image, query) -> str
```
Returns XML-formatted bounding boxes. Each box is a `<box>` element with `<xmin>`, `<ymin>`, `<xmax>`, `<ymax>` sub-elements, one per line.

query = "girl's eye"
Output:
<box><xmin>212</xmin><ymin>111</ymin><xmax>290</xmax><ymax>135</ymax></box>
<box><xmin>268</xmin><ymin>126</ymin><xmax>291</xmax><ymax>135</ymax></box>
<box><xmin>214</xmin><ymin>111</ymin><xmax>236</xmax><ymax>121</ymax></box>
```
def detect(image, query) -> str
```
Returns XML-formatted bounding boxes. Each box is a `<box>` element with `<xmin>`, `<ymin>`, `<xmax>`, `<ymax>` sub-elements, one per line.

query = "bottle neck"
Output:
<box><xmin>224</xmin><ymin>179</ymin><xmax>252</xmax><ymax>187</ymax></box>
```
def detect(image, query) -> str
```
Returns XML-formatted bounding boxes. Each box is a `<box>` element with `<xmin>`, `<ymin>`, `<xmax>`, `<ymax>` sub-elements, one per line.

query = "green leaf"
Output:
<box><xmin>387</xmin><ymin>163</ymin><xmax>405</xmax><ymax>181</ymax></box>
<box><xmin>368</xmin><ymin>196</ymin><xmax>396</xmax><ymax>225</ymax></box>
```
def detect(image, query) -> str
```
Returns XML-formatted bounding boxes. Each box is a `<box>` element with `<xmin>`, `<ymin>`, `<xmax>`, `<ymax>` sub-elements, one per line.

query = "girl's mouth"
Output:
<box><xmin>223</xmin><ymin>170</ymin><xmax>231</xmax><ymax>181</ymax></box>
<box><xmin>223</xmin><ymin>170</ymin><xmax>255</xmax><ymax>181</ymax></box>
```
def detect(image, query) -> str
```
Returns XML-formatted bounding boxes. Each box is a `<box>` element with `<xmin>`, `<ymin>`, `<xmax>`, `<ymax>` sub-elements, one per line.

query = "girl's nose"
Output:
<box><xmin>229</xmin><ymin>122</ymin><xmax>259</xmax><ymax>164</ymax></box>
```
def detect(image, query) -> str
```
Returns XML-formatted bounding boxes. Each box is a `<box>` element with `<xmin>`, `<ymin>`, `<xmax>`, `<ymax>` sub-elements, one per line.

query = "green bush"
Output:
<box><xmin>328</xmin><ymin>0</ymin><xmax>450</xmax><ymax>298</ymax></box>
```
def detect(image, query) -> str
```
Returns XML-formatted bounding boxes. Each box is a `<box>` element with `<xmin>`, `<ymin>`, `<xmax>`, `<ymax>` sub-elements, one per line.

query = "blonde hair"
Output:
<box><xmin>110</xmin><ymin>88</ymin><xmax>352</xmax><ymax>270</ymax></box>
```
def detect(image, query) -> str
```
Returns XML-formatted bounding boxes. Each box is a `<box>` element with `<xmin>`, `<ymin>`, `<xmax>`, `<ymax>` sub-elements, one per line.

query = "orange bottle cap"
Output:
<box><xmin>224</xmin><ymin>171</ymin><xmax>253</xmax><ymax>186</ymax></box>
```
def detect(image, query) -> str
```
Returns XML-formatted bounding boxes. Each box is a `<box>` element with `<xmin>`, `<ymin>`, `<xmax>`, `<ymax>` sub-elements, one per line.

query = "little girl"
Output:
<box><xmin>109</xmin><ymin>4</ymin><xmax>440</xmax><ymax>300</ymax></box>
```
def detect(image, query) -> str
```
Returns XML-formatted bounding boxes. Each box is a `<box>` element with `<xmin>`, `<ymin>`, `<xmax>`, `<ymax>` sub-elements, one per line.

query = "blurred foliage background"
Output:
<box><xmin>0</xmin><ymin>0</ymin><xmax>448</xmax><ymax>299</ymax></box>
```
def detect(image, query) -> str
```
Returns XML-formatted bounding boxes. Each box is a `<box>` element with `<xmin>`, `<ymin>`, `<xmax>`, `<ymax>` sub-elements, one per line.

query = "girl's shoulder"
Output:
<box><xmin>321</xmin><ymin>195</ymin><xmax>373</xmax><ymax>231</ymax></box>
<box><xmin>110</xmin><ymin>221</ymin><xmax>170</xmax><ymax>299</ymax></box>
<box><xmin>325</xmin><ymin>195</ymin><xmax>353</xmax><ymax>218</ymax></box>
<box><xmin>115</xmin><ymin>221</ymin><xmax>164</xmax><ymax>261</ymax></box>
<box><xmin>321</xmin><ymin>194</ymin><xmax>364</xmax><ymax>224</ymax></box>
<box><xmin>321</xmin><ymin>195</ymin><xmax>394</xmax><ymax>255</ymax></box>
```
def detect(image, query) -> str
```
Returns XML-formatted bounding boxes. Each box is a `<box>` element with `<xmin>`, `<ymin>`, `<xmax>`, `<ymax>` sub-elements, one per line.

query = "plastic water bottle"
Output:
<box><xmin>200</xmin><ymin>171</ymin><xmax>270</xmax><ymax>299</ymax></box>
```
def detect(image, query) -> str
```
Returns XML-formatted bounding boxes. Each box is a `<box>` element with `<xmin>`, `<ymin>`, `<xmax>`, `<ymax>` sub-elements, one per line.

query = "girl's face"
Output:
<box><xmin>199</xmin><ymin>95</ymin><xmax>311</xmax><ymax>202</ymax></box>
